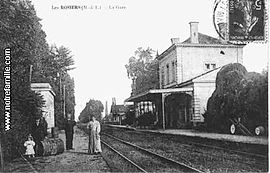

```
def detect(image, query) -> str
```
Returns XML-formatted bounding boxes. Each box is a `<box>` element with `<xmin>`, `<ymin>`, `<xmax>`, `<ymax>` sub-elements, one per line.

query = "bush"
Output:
<box><xmin>122</xmin><ymin>111</ymin><xmax>136</xmax><ymax>125</ymax></box>
<box><xmin>136</xmin><ymin>112</ymin><xmax>156</xmax><ymax>127</ymax></box>
<box><xmin>204</xmin><ymin>63</ymin><xmax>268</xmax><ymax>134</ymax></box>
<box><xmin>1</xmin><ymin>90</ymin><xmax>43</xmax><ymax>161</ymax></box>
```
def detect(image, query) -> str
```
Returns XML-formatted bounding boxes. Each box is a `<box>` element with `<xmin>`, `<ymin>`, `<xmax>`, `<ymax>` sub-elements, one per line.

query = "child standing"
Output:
<box><xmin>24</xmin><ymin>134</ymin><xmax>35</xmax><ymax>158</ymax></box>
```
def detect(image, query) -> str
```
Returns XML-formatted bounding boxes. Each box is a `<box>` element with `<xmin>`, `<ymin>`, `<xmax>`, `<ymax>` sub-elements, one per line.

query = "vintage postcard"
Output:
<box><xmin>0</xmin><ymin>0</ymin><xmax>269</xmax><ymax>172</ymax></box>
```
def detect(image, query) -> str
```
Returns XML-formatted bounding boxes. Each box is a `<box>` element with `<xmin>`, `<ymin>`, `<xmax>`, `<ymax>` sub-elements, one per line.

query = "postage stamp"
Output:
<box><xmin>214</xmin><ymin>0</ymin><xmax>267</xmax><ymax>43</ymax></box>
<box><xmin>229</xmin><ymin>0</ymin><xmax>266</xmax><ymax>42</ymax></box>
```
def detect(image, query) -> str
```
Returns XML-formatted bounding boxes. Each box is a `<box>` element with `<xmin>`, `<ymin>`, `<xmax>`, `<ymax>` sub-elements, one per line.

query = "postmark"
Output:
<box><xmin>213</xmin><ymin>0</ymin><xmax>268</xmax><ymax>43</ymax></box>
<box><xmin>213</xmin><ymin>0</ymin><xmax>229</xmax><ymax>40</ymax></box>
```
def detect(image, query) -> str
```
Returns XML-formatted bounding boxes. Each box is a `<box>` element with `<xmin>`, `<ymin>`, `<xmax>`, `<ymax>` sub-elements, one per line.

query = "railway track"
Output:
<box><xmin>101</xmin><ymin>132</ymin><xmax>204</xmax><ymax>173</ymax></box>
<box><xmin>132</xmin><ymin>130</ymin><xmax>268</xmax><ymax>161</ymax></box>
<box><xmin>106</xmin><ymin>125</ymin><xmax>267</xmax><ymax>159</ymax></box>
<box><xmin>5</xmin><ymin>148</ymin><xmax>39</xmax><ymax>173</ymax></box>
<box><xmin>77</xmin><ymin>124</ymin><xmax>268</xmax><ymax>172</ymax></box>
<box><xmin>101</xmin><ymin>140</ymin><xmax>147</xmax><ymax>173</ymax></box>
<box><xmin>103</xmin><ymin>125</ymin><xmax>268</xmax><ymax>171</ymax></box>
<box><xmin>180</xmin><ymin>138</ymin><xmax>267</xmax><ymax>159</ymax></box>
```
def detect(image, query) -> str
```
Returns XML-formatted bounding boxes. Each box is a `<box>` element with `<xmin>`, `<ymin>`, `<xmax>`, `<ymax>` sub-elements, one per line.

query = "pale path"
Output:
<box><xmin>39</xmin><ymin>126</ymin><xmax>110</xmax><ymax>172</ymax></box>
<box><xmin>4</xmin><ymin>126</ymin><xmax>110</xmax><ymax>172</ymax></box>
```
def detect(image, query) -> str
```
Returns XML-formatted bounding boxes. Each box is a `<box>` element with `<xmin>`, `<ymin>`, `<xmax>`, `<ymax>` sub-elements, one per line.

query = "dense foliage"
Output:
<box><xmin>204</xmin><ymin>63</ymin><xmax>268</xmax><ymax>134</ymax></box>
<box><xmin>125</xmin><ymin>47</ymin><xmax>159</xmax><ymax>95</ymax></box>
<box><xmin>0</xmin><ymin>0</ymin><xmax>75</xmax><ymax>160</ymax></box>
<box><xmin>136</xmin><ymin>112</ymin><xmax>156</xmax><ymax>127</ymax></box>
<box><xmin>122</xmin><ymin>107</ymin><xmax>136</xmax><ymax>125</ymax></box>
<box><xmin>78</xmin><ymin>99</ymin><xmax>104</xmax><ymax>123</ymax></box>
<box><xmin>0</xmin><ymin>0</ymin><xmax>46</xmax><ymax>160</ymax></box>
<box><xmin>32</xmin><ymin>45</ymin><xmax>75</xmax><ymax>129</ymax></box>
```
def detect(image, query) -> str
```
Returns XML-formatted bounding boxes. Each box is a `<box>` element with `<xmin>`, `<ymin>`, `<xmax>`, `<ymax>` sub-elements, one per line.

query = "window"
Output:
<box><xmin>175</xmin><ymin>60</ymin><xmax>177</xmax><ymax>81</ymax></box>
<box><xmin>161</xmin><ymin>67</ymin><xmax>165</xmax><ymax>88</ymax></box>
<box><xmin>205</xmin><ymin>63</ymin><xmax>216</xmax><ymax>70</ymax></box>
<box><xmin>172</xmin><ymin>61</ymin><xmax>175</xmax><ymax>82</ymax></box>
<box><xmin>205</xmin><ymin>63</ymin><xmax>210</xmax><ymax>70</ymax></box>
<box><xmin>166</xmin><ymin>64</ymin><xmax>170</xmax><ymax>84</ymax></box>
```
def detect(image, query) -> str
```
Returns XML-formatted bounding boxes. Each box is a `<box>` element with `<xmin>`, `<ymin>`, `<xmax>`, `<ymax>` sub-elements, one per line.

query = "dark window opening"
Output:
<box><xmin>205</xmin><ymin>63</ymin><xmax>210</xmax><ymax>69</ymax></box>
<box><xmin>166</xmin><ymin>64</ymin><xmax>169</xmax><ymax>84</ymax></box>
<box><xmin>220</xmin><ymin>50</ymin><xmax>225</xmax><ymax>55</ymax></box>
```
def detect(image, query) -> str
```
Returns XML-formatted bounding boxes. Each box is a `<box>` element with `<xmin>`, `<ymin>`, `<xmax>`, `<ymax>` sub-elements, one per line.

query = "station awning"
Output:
<box><xmin>125</xmin><ymin>87</ymin><xmax>193</xmax><ymax>102</ymax></box>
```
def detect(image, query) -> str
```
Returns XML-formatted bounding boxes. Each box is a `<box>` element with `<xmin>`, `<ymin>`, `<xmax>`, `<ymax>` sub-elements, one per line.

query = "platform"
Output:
<box><xmin>107</xmin><ymin>124</ymin><xmax>268</xmax><ymax>146</ymax></box>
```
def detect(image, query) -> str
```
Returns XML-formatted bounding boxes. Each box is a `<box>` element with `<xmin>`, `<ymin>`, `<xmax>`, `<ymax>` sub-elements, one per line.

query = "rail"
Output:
<box><xmin>102</xmin><ymin>132</ymin><xmax>204</xmax><ymax>173</ymax></box>
<box><xmin>106</xmin><ymin>125</ymin><xmax>267</xmax><ymax>159</ymax></box>
<box><xmin>5</xmin><ymin>139</ymin><xmax>39</xmax><ymax>173</ymax></box>
<box><xmin>186</xmin><ymin>139</ymin><xmax>267</xmax><ymax>159</ymax></box>
<box><xmin>101</xmin><ymin>140</ymin><xmax>147</xmax><ymax>173</ymax></box>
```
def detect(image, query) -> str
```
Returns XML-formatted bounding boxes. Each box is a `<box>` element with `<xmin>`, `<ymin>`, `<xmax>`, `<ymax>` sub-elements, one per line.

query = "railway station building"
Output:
<box><xmin>125</xmin><ymin>22</ymin><xmax>244</xmax><ymax>129</ymax></box>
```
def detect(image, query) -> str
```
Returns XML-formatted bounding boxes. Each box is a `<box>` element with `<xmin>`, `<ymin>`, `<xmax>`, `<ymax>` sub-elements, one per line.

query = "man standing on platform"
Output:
<box><xmin>32</xmin><ymin>117</ymin><xmax>48</xmax><ymax>156</ymax></box>
<box><xmin>64</xmin><ymin>113</ymin><xmax>76</xmax><ymax>150</ymax></box>
<box><xmin>87</xmin><ymin>116</ymin><xmax>102</xmax><ymax>154</ymax></box>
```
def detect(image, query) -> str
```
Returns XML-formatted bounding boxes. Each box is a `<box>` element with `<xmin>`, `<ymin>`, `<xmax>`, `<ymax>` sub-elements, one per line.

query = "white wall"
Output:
<box><xmin>180</xmin><ymin>45</ymin><xmax>243</xmax><ymax>82</ymax></box>
<box><xmin>192</xmin><ymin>82</ymin><xmax>216</xmax><ymax>122</ymax></box>
<box><xmin>159</xmin><ymin>48</ymin><xmax>177</xmax><ymax>88</ymax></box>
<box><xmin>31</xmin><ymin>83</ymin><xmax>55</xmax><ymax>133</ymax></box>
<box><xmin>40</xmin><ymin>90</ymin><xmax>55</xmax><ymax>131</ymax></box>
<box><xmin>159</xmin><ymin>44</ymin><xmax>243</xmax><ymax>89</ymax></box>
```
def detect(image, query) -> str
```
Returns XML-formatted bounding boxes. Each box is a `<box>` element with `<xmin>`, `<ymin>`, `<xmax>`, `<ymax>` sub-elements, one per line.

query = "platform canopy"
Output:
<box><xmin>125</xmin><ymin>87</ymin><xmax>193</xmax><ymax>102</ymax></box>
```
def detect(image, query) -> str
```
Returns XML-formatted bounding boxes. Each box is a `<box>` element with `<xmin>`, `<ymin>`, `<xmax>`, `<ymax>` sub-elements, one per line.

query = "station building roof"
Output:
<box><xmin>110</xmin><ymin>105</ymin><xmax>128</xmax><ymax>115</ymax></box>
<box><xmin>125</xmin><ymin>67</ymin><xmax>221</xmax><ymax>103</ymax></box>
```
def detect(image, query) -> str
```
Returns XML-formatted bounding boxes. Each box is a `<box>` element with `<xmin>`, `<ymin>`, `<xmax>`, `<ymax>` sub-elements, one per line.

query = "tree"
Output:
<box><xmin>32</xmin><ymin>45</ymin><xmax>75</xmax><ymax>83</ymax></box>
<box><xmin>0</xmin><ymin>0</ymin><xmax>46</xmax><ymax>160</ymax></box>
<box><xmin>125</xmin><ymin>47</ymin><xmax>159</xmax><ymax>95</ymax></box>
<box><xmin>49</xmin><ymin>46</ymin><xmax>75</xmax><ymax>128</ymax></box>
<box><xmin>237</xmin><ymin>70</ymin><xmax>268</xmax><ymax>130</ymax></box>
<box><xmin>63</xmin><ymin>75</ymin><xmax>76</xmax><ymax>120</ymax></box>
<box><xmin>31</xmin><ymin>45</ymin><xmax>76</xmax><ymax>129</ymax></box>
<box><xmin>0</xmin><ymin>0</ymin><xmax>76</xmax><ymax>160</ymax></box>
<box><xmin>204</xmin><ymin>63</ymin><xmax>268</xmax><ymax>134</ymax></box>
<box><xmin>79</xmin><ymin>99</ymin><xmax>104</xmax><ymax>123</ymax></box>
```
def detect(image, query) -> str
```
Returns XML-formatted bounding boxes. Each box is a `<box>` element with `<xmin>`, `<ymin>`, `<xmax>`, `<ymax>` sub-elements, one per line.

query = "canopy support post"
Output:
<box><xmin>162</xmin><ymin>93</ymin><xmax>165</xmax><ymax>130</ymax></box>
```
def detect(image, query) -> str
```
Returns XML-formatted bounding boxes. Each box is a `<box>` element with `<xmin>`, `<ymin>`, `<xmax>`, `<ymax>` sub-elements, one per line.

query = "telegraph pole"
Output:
<box><xmin>57</xmin><ymin>72</ymin><xmax>65</xmax><ymax>118</ymax></box>
<box><xmin>29</xmin><ymin>65</ymin><xmax>33</xmax><ymax>84</ymax></box>
<box><xmin>0</xmin><ymin>134</ymin><xmax>4</xmax><ymax>172</ymax></box>
<box><xmin>63</xmin><ymin>85</ymin><xmax>66</xmax><ymax>118</ymax></box>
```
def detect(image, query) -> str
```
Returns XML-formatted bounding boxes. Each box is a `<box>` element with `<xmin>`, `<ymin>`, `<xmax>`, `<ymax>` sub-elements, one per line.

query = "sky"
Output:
<box><xmin>31</xmin><ymin>0</ymin><xmax>269</xmax><ymax>120</ymax></box>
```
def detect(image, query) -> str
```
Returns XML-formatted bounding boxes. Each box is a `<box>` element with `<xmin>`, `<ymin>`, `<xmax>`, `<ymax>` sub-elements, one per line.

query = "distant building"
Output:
<box><xmin>31</xmin><ymin>83</ymin><xmax>56</xmax><ymax>133</ymax></box>
<box><xmin>110</xmin><ymin>104</ymin><xmax>128</xmax><ymax>124</ymax></box>
<box><xmin>108</xmin><ymin>98</ymin><xmax>135</xmax><ymax>125</ymax></box>
<box><xmin>126</xmin><ymin>22</ymin><xmax>244</xmax><ymax>129</ymax></box>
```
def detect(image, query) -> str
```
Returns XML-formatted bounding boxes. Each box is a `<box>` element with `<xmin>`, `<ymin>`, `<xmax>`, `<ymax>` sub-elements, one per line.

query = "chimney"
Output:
<box><xmin>189</xmin><ymin>22</ymin><xmax>199</xmax><ymax>43</ymax></box>
<box><xmin>105</xmin><ymin>101</ymin><xmax>108</xmax><ymax>116</ymax></box>
<box><xmin>112</xmin><ymin>97</ymin><xmax>116</xmax><ymax>105</ymax></box>
<box><xmin>170</xmin><ymin>38</ymin><xmax>180</xmax><ymax>45</ymax></box>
